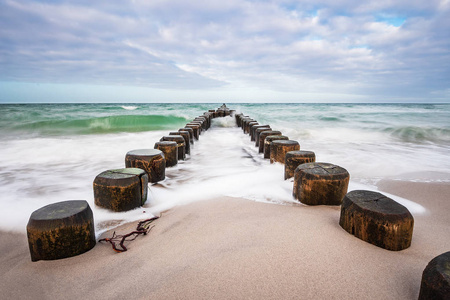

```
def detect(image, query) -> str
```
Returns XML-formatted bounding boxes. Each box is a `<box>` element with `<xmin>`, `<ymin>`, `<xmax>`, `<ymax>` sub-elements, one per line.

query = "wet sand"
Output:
<box><xmin>0</xmin><ymin>180</ymin><xmax>448</xmax><ymax>299</ymax></box>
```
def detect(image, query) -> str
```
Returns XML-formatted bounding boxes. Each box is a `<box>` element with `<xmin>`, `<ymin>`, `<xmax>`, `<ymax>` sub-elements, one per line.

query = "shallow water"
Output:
<box><xmin>0</xmin><ymin>103</ymin><xmax>448</xmax><ymax>235</ymax></box>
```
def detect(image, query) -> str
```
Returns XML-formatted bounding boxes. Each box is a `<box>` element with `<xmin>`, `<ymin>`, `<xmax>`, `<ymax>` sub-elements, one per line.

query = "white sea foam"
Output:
<box><xmin>121</xmin><ymin>105</ymin><xmax>138</xmax><ymax>110</ymax></box>
<box><xmin>0</xmin><ymin>131</ymin><xmax>165</xmax><ymax>236</ymax></box>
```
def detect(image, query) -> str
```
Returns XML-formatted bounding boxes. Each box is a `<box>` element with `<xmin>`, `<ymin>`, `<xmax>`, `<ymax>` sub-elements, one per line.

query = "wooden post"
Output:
<box><xmin>193</xmin><ymin>118</ymin><xmax>207</xmax><ymax>130</ymax></box>
<box><xmin>235</xmin><ymin>113</ymin><xmax>244</xmax><ymax>126</ymax></box>
<box><xmin>125</xmin><ymin>149</ymin><xmax>165</xmax><ymax>183</ymax></box>
<box><xmin>270</xmin><ymin>140</ymin><xmax>300</xmax><ymax>164</ymax></box>
<box><xmin>180</xmin><ymin>128</ymin><xmax>194</xmax><ymax>144</ymax></box>
<box><xmin>248</xmin><ymin>123</ymin><xmax>262</xmax><ymax>139</ymax></box>
<box><xmin>243</xmin><ymin>119</ymin><xmax>256</xmax><ymax>133</ymax></box>
<box><xmin>255</xmin><ymin>127</ymin><xmax>272</xmax><ymax>147</ymax></box>
<box><xmin>241</xmin><ymin>118</ymin><xmax>254</xmax><ymax>131</ymax></box>
<box><xmin>264</xmin><ymin>135</ymin><xmax>289</xmax><ymax>159</ymax></box>
<box><xmin>258</xmin><ymin>130</ymin><xmax>282</xmax><ymax>153</ymax></box>
<box><xmin>251</xmin><ymin>125</ymin><xmax>270</xmax><ymax>142</ymax></box>
<box><xmin>187</xmin><ymin>121</ymin><xmax>203</xmax><ymax>134</ymax></box>
<box><xmin>237</xmin><ymin>115</ymin><xmax>249</xmax><ymax>127</ymax></box>
<box><xmin>419</xmin><ymin>251</ymin><xmax>450</xmax><ymax>299</ymax></box>
<box><xmin>27</xmin><ymin>200</ymin><xmax>96</xmax><ymax>261</ymax></box>
<box><xmin>284</xmin><ymin>150</ymin><xmax>316</xmax><ymax>179</ymax></box>
<box><xmin>293</xmin><ymin>162</ymin><xmax>349</xmax><ymax>205</ymax></box>
<box><xmin>94</xmin><ymin>168</ymin><xmax>148</xmax><ymax>211</ymax></box>
<box><xmin>247</xmin><ymin>122</ymin><xmax>259</xmax><ymax>134</ymax></box>
<box><xmin>169</xmin><ymin>131</ymin><xmax>190</xmax><ymax>155</ymax></box>
<box><xmin>185</xmin><ymin>124</ymin><xmax>200</xmax><ymax>140</ymax></box>
<box><xmin>154</xmin><ymin>141</ymin><xmax>178</xmax><ymax>167</ymax></box>
<box><xmin>161</xmin><ymin>135</ymin><xmax>186</xmax><ymax>160</ymax></box>
<box><xmin>246</xmin><ymin>121</ymin><xmax>258</xmax><ymax>134</ymax></box>
<box><xmin>339</xmin><ymin>190</ymin><xmax>414</xmax><ymax>251</ymax></box>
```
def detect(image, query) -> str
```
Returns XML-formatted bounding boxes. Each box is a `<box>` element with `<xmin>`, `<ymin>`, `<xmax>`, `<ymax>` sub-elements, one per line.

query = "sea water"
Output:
<box><xmin>0</xmin><ymin>103</ymin><xmax>449</xmax><ymax>236</ymax></box>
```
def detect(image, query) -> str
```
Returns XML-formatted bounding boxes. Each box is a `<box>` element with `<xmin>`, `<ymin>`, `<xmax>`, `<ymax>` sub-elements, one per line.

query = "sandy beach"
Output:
<box><xmin>0</xmin><ymin>180</ymin><xmax>448</xmax><ymax>299</ymax></box>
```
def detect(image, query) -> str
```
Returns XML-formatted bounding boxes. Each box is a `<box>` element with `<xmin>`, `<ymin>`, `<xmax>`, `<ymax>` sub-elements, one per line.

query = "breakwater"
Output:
<box><xmin>27</xmin><ymin>103</ymin><xmax>420</xmax><ymax>259</ymax></box>
<box><xmin>0</xmin><ymin>103</ymin><xmax>446</xmax><ymax>235</ymax></box>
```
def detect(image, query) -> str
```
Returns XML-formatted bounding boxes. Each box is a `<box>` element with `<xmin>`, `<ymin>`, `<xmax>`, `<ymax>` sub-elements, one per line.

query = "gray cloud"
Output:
<box><xmin>0</xmin><ymin>0</ymin><xmax>449</xmax><ymax>101</ymax></box>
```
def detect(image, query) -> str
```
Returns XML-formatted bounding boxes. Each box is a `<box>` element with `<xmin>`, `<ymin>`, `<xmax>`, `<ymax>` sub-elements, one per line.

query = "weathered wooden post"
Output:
<box><xmin>270</xmin><ymin>140</ymin><xmax>300</xmax><ymax>164</ymax></box>
<box><xmin>339</xmin><ymin>190</ymin><xmax>414</xmax><ymax>251</ymax></box>
<box><xmin>161</xmin><ymin>135</ymin><xmax>186</xmax><ymax>160</ymax></box>
<box><xmin>94</xmin><ymin>168</ymin><xmax>148</xmax><ymax>211</ymax></box>
<box><xmin>201</xmin><ymin>114</ymin><xmax>211</xmax><ymax>129</ymax></box>
<box><xmin>293</xmin><ymin>162</ymin><xmax>349</xmax><ymax>205</ymax></box>
<box><xmin>241</xmin><ymin>118</ymin><xmax>254</xmax><ymax>131</ymax></box>
<box><xmin>243</xmin><ymin>119</ymin><xmax>256</xmax><ymax>133</ymax></box>
<box><xmin>244</xmin><ymin>121</ymin><xmax>259</xmax><ymax>134</ymax></box>
<box><xmin>203</xmin><ymin>112</ymin><xmax>212</xmax><ymax>126</ymax></box>
<box><xmin>251</xmin><ymin>125</ymin><xmax>270</xmax><ymax>141</ymax></box>
<box><xmin>235</xmin><ymin>113</ymin><xmax>244</xmax><ymax>125</ymax></box>
<box><xmin>246</xmin><ymin>121</ymin><xmax>258</xmax><ymax>134</ymax></box>
<box><xmin>169</xmin><ymin>131</ymin><xmax>190</xmax><ymax>155</ymax></box>
<box><xmin>180</xmin><ymin>128</ymin><xmax>194</xmax><ymax>144</ymax></box>
<box><xmin>248</xmin><ymin>123</ymin><xmax>261</xmax><ymax>138</ymax></box>
<box><xmin>285</xmin><ymin>150</ymin><xmax>316</xmax><ymax>179</ymax></box>
<box><xmin>264</xmin><ymin>135</ymin><xmax>289</xmax><ymax>159</ymax></box>
<box><xmin>193</xmin><ymin>118</ymin><xmax>207</xmax><ymax>130</ymax></box>
<box><xmin>188</xmin><ymin>121</ymin><xmax>203</xmax><ymax>134</ymax></box>
<box><xmin>255</xmin><ymin>127</ymin><xmax>273</xmax><ymax>147</ymax></box>
<box><xmin>199</xmin><ymin>114</ymin><xmax>209</xmax><ymax>126</ymax></box>
<box><xmin>154</xmin><ymin>141</ymin><xmax>178</xmax><ymax>167</ymax></box>
<box><xmin>237</xmin><ymin>115</ymin><xmax>249</xmax><ymax>127</ymax></box>
<box><xmin>419</xmin><ymin>251</ymin><xmax>450</xmax><ymax>299</ymax></box>
<box><xmin>259</xmin><ymin>130</ymin><xmax>282</xmax><ymax>153</ymax></box>
<box><xmin>125</xmin><ymin>149</ymin><xmax>165</xmax><ymax>183</ymax></box>
<box><xmin>27</xmin><ymin>200</ymin><xmax>96</xmax><ymax>261</ymax></box>
<box><xmin>185</xmin><ymin>124</ymin><xmax>201</xmax><ymax>140</ymax></box>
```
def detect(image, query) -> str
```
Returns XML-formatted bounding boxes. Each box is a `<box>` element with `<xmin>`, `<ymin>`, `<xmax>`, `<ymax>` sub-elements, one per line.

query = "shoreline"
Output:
<box><xmin>0</xmin><ymin>179</ymin><xmax>449</xmax><ymax>299</ymax></box>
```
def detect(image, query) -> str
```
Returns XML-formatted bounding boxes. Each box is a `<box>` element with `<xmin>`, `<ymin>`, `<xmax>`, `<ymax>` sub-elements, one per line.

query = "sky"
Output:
<box><xmin>0</xmin><ymin>0</ymin><xmax>449</xmax><ymax>103</ymax></box>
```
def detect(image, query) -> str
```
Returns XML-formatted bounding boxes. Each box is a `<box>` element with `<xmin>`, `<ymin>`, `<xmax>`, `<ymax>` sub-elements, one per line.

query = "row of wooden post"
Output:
<box><xmin>26</xmin><ymin>104</ymin><xmax>233</xmax><ymax>262</ymax></box>
<box><xmin>235</xmin><ymin>111</ymin><xmax>447</xmax><ymax>299</ymax></box>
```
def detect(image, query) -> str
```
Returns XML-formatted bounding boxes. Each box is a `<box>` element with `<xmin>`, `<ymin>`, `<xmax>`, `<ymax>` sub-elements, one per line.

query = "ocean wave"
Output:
<box><xmin>12</xmin><ymin>114</ymin><xmax>188</xmax><ymax>136</ymax></box>
<box><xmin>318</xmin><ymin>116</ymin><xmax>344</xmax><ymax>122</ymax></box>
<box><xmin>384</xmin><ymin>126</ymin><xmax>450</xmax><ymax>144</ymax></box>
<box><xmin>121</xmin><ymin>105</ymin><xmax>138</xmax><ymax>110</ymax></box>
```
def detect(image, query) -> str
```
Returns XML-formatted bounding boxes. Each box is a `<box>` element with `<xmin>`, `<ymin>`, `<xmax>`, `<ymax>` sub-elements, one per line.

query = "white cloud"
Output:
<box><xmin>0</xmin><ymin>0</ymin><xmax>449</xmax><ymax>101</ymax></box>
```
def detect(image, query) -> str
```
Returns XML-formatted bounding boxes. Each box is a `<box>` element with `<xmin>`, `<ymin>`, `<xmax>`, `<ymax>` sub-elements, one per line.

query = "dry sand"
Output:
<box><xmin>0</xmin><ymin>180</ymin><xmax>448</xmax><ymax>299</ymax></box>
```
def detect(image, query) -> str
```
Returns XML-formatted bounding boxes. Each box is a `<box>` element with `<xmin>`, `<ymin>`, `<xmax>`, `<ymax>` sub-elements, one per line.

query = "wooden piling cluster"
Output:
<box><xmin>26</xmin><ymin>104</ymin><xmax>233</xmax><ymax>261</ymax></box>
<box><xmin>235</xmin><ymin>112</ymin><xmax>414</xmax><ymax>253</ymax></box>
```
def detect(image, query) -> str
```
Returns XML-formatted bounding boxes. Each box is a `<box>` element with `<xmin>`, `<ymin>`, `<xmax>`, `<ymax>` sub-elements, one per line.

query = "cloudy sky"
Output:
<box><xmin>0</xmin><ymin>0</ymin><xmax>449</xmax><ymax>103</ymax></box>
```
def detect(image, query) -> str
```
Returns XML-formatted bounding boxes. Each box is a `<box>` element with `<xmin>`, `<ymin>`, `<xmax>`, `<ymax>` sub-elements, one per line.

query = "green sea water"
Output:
<box><xmin>1</xmin><ymin>103</ymin><xmax>449</xmax><ymax>145</ymax></box>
